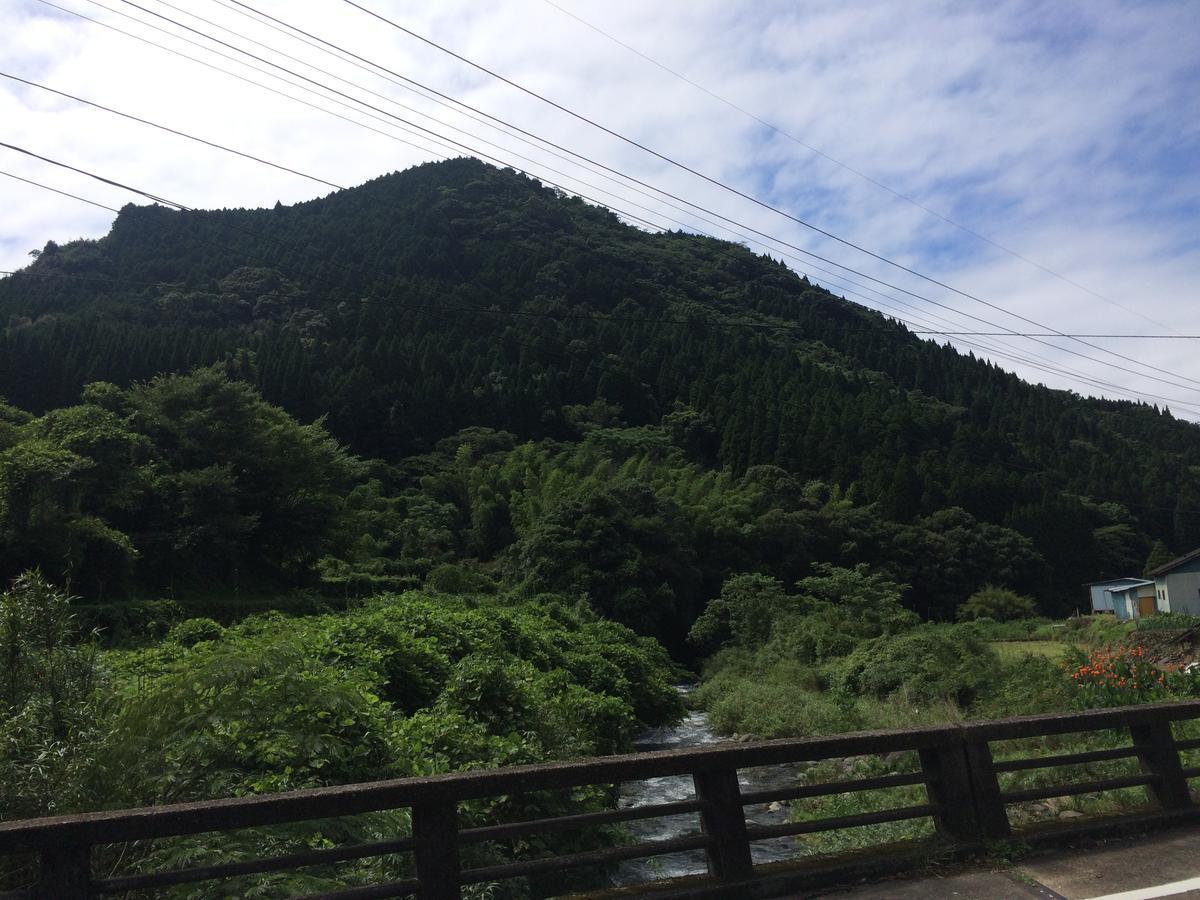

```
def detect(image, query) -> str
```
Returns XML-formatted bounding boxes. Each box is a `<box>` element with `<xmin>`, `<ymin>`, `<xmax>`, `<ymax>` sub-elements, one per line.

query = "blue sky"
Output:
<box><xmin>2</xmin><ymin>0</ymin><xmax>1199</xmax><ymax>415</ymax></box>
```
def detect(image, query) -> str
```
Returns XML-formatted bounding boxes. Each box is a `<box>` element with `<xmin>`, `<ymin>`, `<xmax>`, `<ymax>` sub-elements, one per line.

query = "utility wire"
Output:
<box><xmin>42</xmin><ymin>0</ymin><xmax>1200</xmax><ymax>406</ymax></box>
<box><xmin>37</xmin><ymin>0</ymin><xmax>455</xmax><ymax>163</ymax></box>
<box><xmin>1</xmin><ymin>71</ymin><xmax>343</xmax><ymax>190</ymax></box>
<box><xmin>538</xmin><ymin>0</ymin><xmax>1181</xmax><ymax>336</ymax></box>
<box><xmin>219</xmin><ymin>0</ymin><xmax>1200</xmax><ymax>395</ymax></box>
<box><xmin>0</xmin><ymin>169</ymin><xmax>121</xmax><ymax>212</ymax></box>
<box><xmin>342</xmin><ymin>1</ymin><xmax>1188</xmax><ymax>355</ymax></box>
<box><xmin>21</xmin><ymin>3</ymin><xmax>1200</xmax><ymax>406</ymax></box>
<box><xmin>0</xmin><ymin>141</ymin><xmax>185</xmax><ymax>208</ymax></box>
<box><xmin>912</xmin><ymin>332</ymin><xmax>1200</xmax><ymax>339</ymax></box>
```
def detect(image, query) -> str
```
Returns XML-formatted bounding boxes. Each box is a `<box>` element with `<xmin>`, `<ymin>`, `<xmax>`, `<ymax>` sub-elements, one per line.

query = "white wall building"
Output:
<box><xmin>1149</xmin><ymin>549</ymin><xmax>1200</xmax><ymax>615</ymax></box>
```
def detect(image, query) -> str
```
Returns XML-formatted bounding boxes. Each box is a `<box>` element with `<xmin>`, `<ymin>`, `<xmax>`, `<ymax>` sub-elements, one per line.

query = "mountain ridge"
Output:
<box><xmin>3</xmin><ymin>157</ymin><xmax>1199</xmax><ymax>602</ymax></box>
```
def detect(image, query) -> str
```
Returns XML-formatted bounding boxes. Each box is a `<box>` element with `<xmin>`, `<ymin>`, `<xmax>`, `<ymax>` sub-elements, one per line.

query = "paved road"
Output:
<box><xmin>823</xmin><ymin>827</ymin><xmax>1200</xmax><ymax>899</ymax></box>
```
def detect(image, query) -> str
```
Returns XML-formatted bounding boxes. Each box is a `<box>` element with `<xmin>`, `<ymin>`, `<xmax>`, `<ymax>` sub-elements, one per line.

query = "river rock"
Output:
<box><xmin>1058</xmin><ymin>809</ymin><xmax>1084</xmax><ymax>819</ymax></box>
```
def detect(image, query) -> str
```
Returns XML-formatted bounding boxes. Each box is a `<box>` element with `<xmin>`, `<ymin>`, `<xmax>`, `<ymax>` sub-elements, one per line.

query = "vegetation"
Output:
<box><xmin>2</xmin><ymin>159</ymin><xmax>1199</xmax><ymax>609</ymax></box>
<box><xmin>0</xmin><ymin>573</ymin><xmax>682</xmax><ymax>893</ymax></box>
<box><xmin>2</xmin><ymin>159</ymin><xmax>1199</xmax><ymax>891</ymax></box>
<box><xmin>957</xmin><ymin>584</ymin><xmax>1038</xmax><ymax>621</ymax></box>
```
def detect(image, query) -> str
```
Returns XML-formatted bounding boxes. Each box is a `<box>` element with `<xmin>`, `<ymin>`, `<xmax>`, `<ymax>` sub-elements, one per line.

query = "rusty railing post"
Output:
<box><xmin>1130</xmin><ymin>720</ymin><xmax>1192</xmax><ymax>810</ymax></box>
<box><xmin>412</xmin><ymin>799</ymin><xmax>461</xmax><ymax>900</ymax></box>
<box><xmin>692</xmin><ymin>766</ymin><xmax>753</xmax><ymax>881</ymax></box>
<box><xmin>35</xmin><ymin>843</ymin><xmax>91</xmax><ymax>899</ymax></box>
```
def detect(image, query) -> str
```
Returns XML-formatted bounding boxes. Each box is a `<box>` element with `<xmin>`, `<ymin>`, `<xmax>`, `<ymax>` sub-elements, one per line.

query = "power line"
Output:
<box><xmin>1</xmin><ymin>71</ymin><xmax>344</xmax><ymax>190</ymax></box>
<box><xmin>342</xmin><ymin>0</ymin><xmax>1196</xmax><ymax>384</ymax></box>
<box><xmin>0</xmin><ymin>169</ymin><xmax>121</xmax><ymax>212</ymax></box>
<box><xmin>36</xmin><ymin>0</ymin><xmax>456</xmax><ymax>163</ymax></box>
<box><xmin>129</xmin><ymin>0</ymin><xmax>1200</xmax><ymax>399</ymax></box>
<box><xmin>223</xmin><ymin>0</ymin><xmax>1200</xmax><ymax>396</ymax></box>
<box><xmin>44</xmin><ymin>0</ymin><xmax>1200</xmax><ymax>407</ymax></box>
<box><xmin>912</xmin><ymin>332</ymin><xmax>1200</xmax><ymax>339</ymax></box>
<box><xmin>0</xmin><ymin>141</ymin><xmax>186</xmax><ymax>208</ymax></box>
<box><xmin>21</xmin><ymin>3</ymin><xmax>1200</xmax><ymax>408</ymax></box>
<box><xmin>538</xmin><ymin>0</ymin><xmax>1181</xmax><ymax>337</ymax></box>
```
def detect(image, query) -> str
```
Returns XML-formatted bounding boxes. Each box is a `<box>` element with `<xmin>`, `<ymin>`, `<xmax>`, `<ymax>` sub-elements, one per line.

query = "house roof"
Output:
<box><xmin>1105</xmin><ymin>580</ymin><xmax>1154</xmax><ymax>596</ymax></box>
<box><xmin>1082</xmin><ymin>577</ymin><xmax>1150</xmax><ymax>588</ymax></box>
<box><xmin>1148</xmin><ymin>547</ymin><xmax>1200</xmax><ymax>578</ymax></box>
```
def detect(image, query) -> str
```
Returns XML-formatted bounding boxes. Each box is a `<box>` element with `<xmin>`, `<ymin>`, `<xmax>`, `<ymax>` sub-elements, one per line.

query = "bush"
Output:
<box><xmin>698</xmin><ymin>663</ymin><xmax>862</xmax><ymax>738</ymax></box>
<box><xmin>166</xmin><ymin>617</ymin><xmax>224</xmax><ymax>647</ymax></box>
<box><xmin>974</xmin><ymin>656</ymin><xmax>1074</xmax><ymax>717</ymax></box>
<box><xmin>958</xmin><ymin>585</ymin><xmax>1038</xmax><ymax>622</ymax></box>
<box><xmin>837</xmin><ymin>624</ymin><xmax>996</xmax><ymax>706</ymax></box>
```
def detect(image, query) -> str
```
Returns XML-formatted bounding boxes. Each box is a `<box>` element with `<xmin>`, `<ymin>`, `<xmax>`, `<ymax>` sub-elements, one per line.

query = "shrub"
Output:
<box><xmin>974</xmin><ymin>656</ymin><xmax>1074</xmax><ymax>717</ymax></box>
<box><xmin>166</xmin><ymin>617</ymin><xmax>224</xmax><ymax>647</ymax></box>
<box><xmin>837</xmin><ymin>624</ymin><xmax>996</xmax><ymax>706</ymax></box>
<box><xmin>699</xmin><ymin>665</ymin><xmax>862</xmax><ymax>738</ymax></box>
<box><xmin>958</xmin><ymin>585</ymin><xmax>1038</xmax><ymax>621</ymax></box>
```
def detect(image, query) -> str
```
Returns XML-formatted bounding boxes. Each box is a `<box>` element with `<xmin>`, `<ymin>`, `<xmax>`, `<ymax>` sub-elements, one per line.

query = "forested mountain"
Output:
<box><xmin>2</xmin><ymin>157</ymin><xmax>1199</xmax><ymax>629</ymax></box>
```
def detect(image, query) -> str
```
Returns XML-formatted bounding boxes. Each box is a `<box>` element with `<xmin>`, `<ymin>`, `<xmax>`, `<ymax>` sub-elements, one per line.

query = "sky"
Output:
<box><xmin>3</xmin><ymin>0</ymin><xmax>1200</xmax><ymax>416</ymax></box>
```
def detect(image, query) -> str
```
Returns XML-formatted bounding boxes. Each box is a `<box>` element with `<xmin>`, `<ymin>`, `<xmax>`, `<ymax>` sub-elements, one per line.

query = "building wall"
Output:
<box><xmin>1089</xmin><ymin>580</ymin><xmax>1144</xmax><ymax>612</ymax></box>
<box><xmin>1163</xmin><ymin>571</ymin><xmax>1200</xmax><ymax>615</ymax></box>
<box><xmin>1091</xmin><ymin>585</ymin><xmax>1115</xmax><ymax>612</ymax></box>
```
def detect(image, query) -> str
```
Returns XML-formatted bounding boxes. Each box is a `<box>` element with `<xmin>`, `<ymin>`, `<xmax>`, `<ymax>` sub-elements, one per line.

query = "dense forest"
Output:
<box><xmin>2</xmin><ymin>158</ymin><xmax>1199</xmax><ymax>626</ymax></box>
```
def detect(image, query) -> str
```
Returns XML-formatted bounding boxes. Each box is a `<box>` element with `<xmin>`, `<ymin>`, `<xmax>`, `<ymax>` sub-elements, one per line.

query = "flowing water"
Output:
<box><xmin>610</xmin><ymin>688</ymin><xmax>807</xmax><ymax>886</ymax></box>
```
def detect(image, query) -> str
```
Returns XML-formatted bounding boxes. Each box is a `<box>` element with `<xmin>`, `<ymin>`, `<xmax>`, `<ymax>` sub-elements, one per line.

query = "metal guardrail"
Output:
<box><xmin>1</xmin><ymin>700</ymin><xmax>1198</xmax><ymax>898</ymax></box>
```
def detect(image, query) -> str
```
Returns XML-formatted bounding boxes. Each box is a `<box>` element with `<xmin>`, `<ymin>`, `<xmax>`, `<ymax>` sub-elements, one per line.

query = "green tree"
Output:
<box><xmin>957</xmin><ymin>585</ymin><xmax>1038</xmax><ymax>621</ymax></box>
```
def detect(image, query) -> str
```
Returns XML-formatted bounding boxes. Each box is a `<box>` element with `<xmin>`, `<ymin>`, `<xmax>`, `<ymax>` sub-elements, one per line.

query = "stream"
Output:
<box><xmin>610</xmin><ymin>687</ymin><xmax>805</xmax><ymax>886</ymax></box>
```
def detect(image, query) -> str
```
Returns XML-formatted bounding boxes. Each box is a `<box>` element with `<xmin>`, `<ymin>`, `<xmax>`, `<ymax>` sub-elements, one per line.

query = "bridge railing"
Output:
<box><xmin>1</xmin><ymin>700</ymin><xmax>1199</xmax><ymax>898</ymax></box>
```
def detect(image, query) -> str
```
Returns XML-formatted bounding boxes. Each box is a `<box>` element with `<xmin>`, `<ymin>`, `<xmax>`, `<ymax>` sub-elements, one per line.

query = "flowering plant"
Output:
<box><xmin>1061</xmin><ymin>644</ymin><xmax>1198</xmax><ymax>708</ymax></box>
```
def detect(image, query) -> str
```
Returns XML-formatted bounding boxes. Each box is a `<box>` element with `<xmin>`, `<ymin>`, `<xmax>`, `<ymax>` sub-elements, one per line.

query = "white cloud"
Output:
<box><xmin>1</xmin><ymin>0</ymin><xmax>1198</xmax><ymax>414</ymax></box>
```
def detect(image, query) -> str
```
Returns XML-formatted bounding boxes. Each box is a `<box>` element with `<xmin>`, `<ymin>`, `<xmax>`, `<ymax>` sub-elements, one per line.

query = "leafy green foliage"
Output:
<box><xmin>1</xmin><ymin>158</ymin><xmax>1196</xmax><ymax>610</ymax></box>
<box><xmin>0</xmin><ymin>582</ymin><xmax>683</xmax><ymax>893</ymax></box>
<box><xmin>0</xmin><ymin>573</ymin><xmax>100</xmax><ymax>817</ymax></box>
<box><xmin>835</xmin><ymin>624</ymin><xmax>996</xmax><ymax>706</ymax></box>
<box><xmin>958</xmin><ymin>585</ymin><xmax>1039</xmax><ymax>621</ymax></box>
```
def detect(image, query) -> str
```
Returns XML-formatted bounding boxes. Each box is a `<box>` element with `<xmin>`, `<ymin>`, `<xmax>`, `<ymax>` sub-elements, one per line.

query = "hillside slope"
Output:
<box><xmin>2</xmin><ymin>158</ymin><xmax>1198</xmax><ymax>600</ymax></box>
